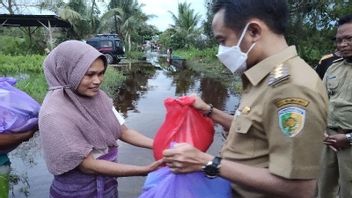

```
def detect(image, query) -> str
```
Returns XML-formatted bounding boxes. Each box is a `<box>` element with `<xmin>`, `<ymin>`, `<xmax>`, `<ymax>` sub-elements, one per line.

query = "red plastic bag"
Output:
<box><xmin>153</xmin><ymin>96</ymin><xmax>214</xmax><ymax>160</ymax></box>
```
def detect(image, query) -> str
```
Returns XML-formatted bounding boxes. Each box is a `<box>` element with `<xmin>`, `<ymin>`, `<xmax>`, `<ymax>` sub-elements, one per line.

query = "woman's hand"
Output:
<box><xmin>142</xmin><ymin>159</ymin><xmax>164</xmax><ymax>175</ymax></box>
<box><xmin>79</xmin><ymin>153</ymin><xmax>164</xmax><ymax>177</ymax></box>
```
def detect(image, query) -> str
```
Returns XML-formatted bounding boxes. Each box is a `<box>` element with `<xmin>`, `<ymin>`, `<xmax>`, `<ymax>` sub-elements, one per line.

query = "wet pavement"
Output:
<box><xmin>9</xmin><ymin>55</ymin><xmax>239</xmax><ymax>198</ymax></box>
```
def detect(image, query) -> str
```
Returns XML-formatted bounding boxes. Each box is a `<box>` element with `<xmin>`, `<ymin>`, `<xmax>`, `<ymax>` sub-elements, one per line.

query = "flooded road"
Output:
<box><xmin>9</xmin><ymin>59</ymin><xmax>239</xmax><ymax>198</ymax></box>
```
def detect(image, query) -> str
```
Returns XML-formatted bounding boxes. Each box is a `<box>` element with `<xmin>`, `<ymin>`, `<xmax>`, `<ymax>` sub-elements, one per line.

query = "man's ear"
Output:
<box><xmin>247</xmin><ymin>21</ymin><xmax>262</xmax><ymax>42</ymax></box>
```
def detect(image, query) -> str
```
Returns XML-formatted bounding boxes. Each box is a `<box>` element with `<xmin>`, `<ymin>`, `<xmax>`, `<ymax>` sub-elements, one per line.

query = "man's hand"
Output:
<box><xmin>163</xmin><ymin>143</ymin><xmax>213</xmax><ymax>173</ymax></box>
<box><xmin>0</xmin><ymin>127</ymin><xmax>37</xmax><ymax>151</ymax></box>
<box><xmin>323</xmin><ymin>133</ymin><xmax>350</xmax><ymax>151</ymax></box>
<box><xmin>190</xmin><ymin>94</ymin><xmax>211</xmax><ymax>112</ymax></box>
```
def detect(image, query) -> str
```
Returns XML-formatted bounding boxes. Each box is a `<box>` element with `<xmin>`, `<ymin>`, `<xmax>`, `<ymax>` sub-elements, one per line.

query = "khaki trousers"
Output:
<box><xmin>317</xmin><ymin>130</ymin><xmax>352</xmax><ymax>198</ymax></box>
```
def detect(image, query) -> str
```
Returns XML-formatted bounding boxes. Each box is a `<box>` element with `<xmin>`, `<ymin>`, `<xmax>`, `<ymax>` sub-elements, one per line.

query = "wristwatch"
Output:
<box><xmin>202</xmin><ymin>156</ymin><xmax>222</xmax><ymax>179</ymax></box>
<box><xmin>345</xmin><ymin>133</ymin><xmax>352</xmax><ymax>145</ymax></box>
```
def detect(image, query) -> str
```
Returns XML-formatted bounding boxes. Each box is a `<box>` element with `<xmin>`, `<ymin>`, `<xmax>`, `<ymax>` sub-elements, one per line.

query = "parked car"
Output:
<box><xmin>86</xmin><ymin>34</ymin><xmax>125</xmax><ymax>64</ymax></box>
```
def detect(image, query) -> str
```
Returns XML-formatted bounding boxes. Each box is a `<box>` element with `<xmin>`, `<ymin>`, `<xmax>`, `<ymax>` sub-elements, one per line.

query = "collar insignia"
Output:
<box><xmin>268</xmin><ymin>64</ymin><xmax>290</xmax><ymax>87</ymax></box>
<box><xmin>242</xmin><ymin>106</ymin><xmax>251</xmax><ymax>114</ymax></box>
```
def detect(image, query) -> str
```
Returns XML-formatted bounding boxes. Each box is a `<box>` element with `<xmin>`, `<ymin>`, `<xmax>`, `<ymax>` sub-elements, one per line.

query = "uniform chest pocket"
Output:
<box><xmin>326</xmin><ymin>76</ymin><xmax>339</xmax><ymax>96</ymax></box>
<box><xmin>327</xmin><ymin>76</ymin><xmax>339</xmax><ymax>90</ymax></box>
<box><xmin>233</xmin><ymin>115</ymin><xmax>253</xmax><ymax>134</ymax></box>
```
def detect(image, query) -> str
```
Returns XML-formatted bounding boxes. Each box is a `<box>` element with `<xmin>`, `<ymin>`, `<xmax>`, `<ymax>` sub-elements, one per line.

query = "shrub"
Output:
<box><xmin>0</xmin><ymin>55</ymin><xmax>44</xmax><ymax>73</ymax></box>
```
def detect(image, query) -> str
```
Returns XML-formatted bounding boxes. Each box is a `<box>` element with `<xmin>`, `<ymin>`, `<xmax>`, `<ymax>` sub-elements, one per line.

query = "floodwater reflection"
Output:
<box><xmin>113</xmin><ymin>65</ymin><xmax>156</xmax><ymax>117</ymax></box>
<box><xmin>114</xmin><ymin>61</ymin><xmax>238</xmax><ymax>115</ymax></box>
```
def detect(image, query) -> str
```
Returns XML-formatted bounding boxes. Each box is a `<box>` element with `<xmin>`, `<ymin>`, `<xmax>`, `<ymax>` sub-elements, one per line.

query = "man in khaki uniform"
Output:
<box><xmin>318</xmin><ymin>14</ymin><xmax>352</xmax><ymax>198</ymax></box>
<box><xmin>163</xmin><ymin>0</ymin><xmax>328</xmax><ymax>197</ymax></box>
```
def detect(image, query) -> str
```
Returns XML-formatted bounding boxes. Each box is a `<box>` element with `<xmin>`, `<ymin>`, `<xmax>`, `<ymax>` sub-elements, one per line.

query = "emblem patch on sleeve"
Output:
<box><xmin>278</xmin><ymin>107</ymin><xmax>305</xmax><ymax>137</ymax></box>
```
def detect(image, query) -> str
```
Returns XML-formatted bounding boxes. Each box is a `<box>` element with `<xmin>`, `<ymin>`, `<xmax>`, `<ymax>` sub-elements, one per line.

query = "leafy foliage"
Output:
<box><xmin>0</xmin><ymin>28</ymin><xmax>48</xmax><ymax>55</ymax></box>
<box><xmin>0</xmin><ymin>55</ymin><xmax>44</xmax><ymax>73</ymax></box>
<box><xmin>159</xmin><ymin>2</ymin><xmax>203</xmax><ymax>50</ymax></box>
<box><xmin>202</xmin><ymin>0</ymin><xmax>352</xmax><ymax>65</ymax></box>
<box><xmin>286</xmin><ymin>0</ymin><xmax>352</xmax><ymax>65</ymax></box>
<box><xmin>100</xmin><ymin>0</ymin><xmax>158</xmax><ymax>52</ymax></box>
<box><xmin>100</xmin><ymin>67</ymin><xmax>126</xmax><ymax>97</ymax></box>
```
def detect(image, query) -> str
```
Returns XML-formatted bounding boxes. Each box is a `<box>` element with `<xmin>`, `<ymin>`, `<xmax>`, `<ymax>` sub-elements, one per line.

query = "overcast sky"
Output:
<box><xmin>138</xmin><ymin>0</ymin><xmax>207</xmax><ymax>31</ymax></box>
<box><xmin>0</xmin><ymin>0</ymin><xmax>207</xmax><ymax>32</ymax></box>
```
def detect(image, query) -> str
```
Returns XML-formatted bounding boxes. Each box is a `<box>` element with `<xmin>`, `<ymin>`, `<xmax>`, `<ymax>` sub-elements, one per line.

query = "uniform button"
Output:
<box><xmin>237</xmin><ymin>126</ymin><xmax>241</xmax><ymax>131</ymax></box>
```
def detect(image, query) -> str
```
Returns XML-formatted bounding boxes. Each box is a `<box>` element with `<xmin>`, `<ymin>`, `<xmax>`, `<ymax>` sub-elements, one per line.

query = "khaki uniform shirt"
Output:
<box><xmin>323</xmin><ymin>59</ymin><xmax>352</xmax><ymax>129</ymax></box>
<box><xmin>221</xmin><ymin>46</ymin><xmax>328</xmax><ymax>198</ymax></box>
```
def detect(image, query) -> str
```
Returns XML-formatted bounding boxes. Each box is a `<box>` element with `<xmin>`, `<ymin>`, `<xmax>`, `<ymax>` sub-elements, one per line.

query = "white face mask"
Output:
<box><xmin>216</xmin><ymin>23</ymin><xmax>256</xmax><ymax>74</ymax></box>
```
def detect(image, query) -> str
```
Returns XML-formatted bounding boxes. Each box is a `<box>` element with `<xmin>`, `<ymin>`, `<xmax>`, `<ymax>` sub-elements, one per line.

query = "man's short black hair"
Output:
<box><xmin>212</xmin><ymin>0</ymin><xmax>289</xmax><ymax>35</ymax></box>
<box><xmin>338</xmin><ymin>14</ymin><xmax>352</xmax><ymax>26</ymax></box>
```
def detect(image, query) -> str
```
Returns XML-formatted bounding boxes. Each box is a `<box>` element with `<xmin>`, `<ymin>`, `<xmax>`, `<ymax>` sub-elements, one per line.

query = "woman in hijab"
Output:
<box><xmin>39</xmin><ymin>40</ymin><xmax>162</xmax><ymax>198</ymax></box>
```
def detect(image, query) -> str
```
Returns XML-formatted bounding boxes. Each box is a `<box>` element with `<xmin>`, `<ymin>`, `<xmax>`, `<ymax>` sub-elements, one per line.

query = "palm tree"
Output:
<box><xmin>168</xmin><ymin>2</ymin><xmax>202</xmax><ymax>49</ymax></box>
<box><xmin>40</xmin><ymin>0</ymin><xmax>100</xmax><ymax>39</ymax></box>
<box><xmin>99</xmin><ymin>0</ymin><xmax>154</xmax><ymax>52</ymax></box>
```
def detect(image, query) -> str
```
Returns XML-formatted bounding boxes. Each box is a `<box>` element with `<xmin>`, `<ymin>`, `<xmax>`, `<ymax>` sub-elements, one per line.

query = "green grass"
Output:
<box><xmin>101</xmin><ymin>67</ymin><xmax>126</xmax><ymax>97</ymax></box>
<box><xmin>174</xmin><ymin>47</ymin><xmax>218</xmax><ymax>61</ymax></box>
<box><xmin>0</xmin><ymin>55</ymin><xmax>44</xmax><ymax>73</ymax></box>
<box><xmin>126</xmin><ymin>50</ymin><xmax>144</xmax><ymax>60</ymax></box>
<box><xmin>15</xmin><ymin>73</ymin><xmax>48</xmax><ymax>103</ymax></box>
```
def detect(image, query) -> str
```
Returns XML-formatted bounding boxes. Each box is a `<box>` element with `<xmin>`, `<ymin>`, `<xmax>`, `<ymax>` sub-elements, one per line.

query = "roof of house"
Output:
<box><xmin>0</xmin><ymin>14</ymin><xmax>70</xmax><ymax>28</ymax></box>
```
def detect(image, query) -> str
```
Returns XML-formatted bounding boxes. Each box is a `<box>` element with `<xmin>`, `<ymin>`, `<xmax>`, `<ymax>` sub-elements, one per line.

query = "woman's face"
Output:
<box><xmin>77</xmin><ymin>58</ymin><xmax>105</xmax><ymax>97</ymax></box>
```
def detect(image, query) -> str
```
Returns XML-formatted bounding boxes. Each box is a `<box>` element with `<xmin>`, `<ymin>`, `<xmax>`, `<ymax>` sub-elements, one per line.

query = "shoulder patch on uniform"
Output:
<box><xmin>332</xmin><ymin>57</ymin><xmax>344</xmax><ymax>63</ymax></box>
<box><xmin>320</xmin><ymin>54</ymin><xmax>333</xmax><ymax>61</ymax></box>
<box><xmin>278</xmin><ymin>107</ymin><xmax>305</xmax><ymax>137</ymax></box>
<box><xmin>268</xmin><ymin>64</ymin><xmax>290</xmax><ymax>87</ymax></box>
<box><xmin>318</xmin><ymin>54</ymin><xmax>333</xmax><ymax>64</ymax></box>
<box><xmin>274</xmin><ymin>98</ymin><xmax>310</xmax><ymax>108</ymax></box>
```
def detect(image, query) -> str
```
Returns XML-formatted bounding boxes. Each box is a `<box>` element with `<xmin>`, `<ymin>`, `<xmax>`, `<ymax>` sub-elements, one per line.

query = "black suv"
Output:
<box><xmin>86</xmin><ymin>34</ymin><xmax>125</xmax><ymax>64</ymax></box>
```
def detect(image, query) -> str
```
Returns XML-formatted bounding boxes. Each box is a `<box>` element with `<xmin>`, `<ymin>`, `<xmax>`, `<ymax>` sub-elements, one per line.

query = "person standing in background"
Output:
<box><xmin>318</xmin><ymin>14</ymin><xmax>352</xmax><ymax>198</ymax></box>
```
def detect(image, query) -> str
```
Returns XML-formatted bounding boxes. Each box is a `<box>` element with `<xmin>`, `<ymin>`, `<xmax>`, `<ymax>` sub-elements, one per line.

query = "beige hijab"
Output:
<box><xmin>39</xmin><ymin>40</ymin><xmax>121</xmax><ymax>175</ymax></box>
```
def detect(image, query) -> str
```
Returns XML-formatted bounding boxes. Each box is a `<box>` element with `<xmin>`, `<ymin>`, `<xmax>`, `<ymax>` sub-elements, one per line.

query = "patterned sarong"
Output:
<box><xmin>50</xmin><ymin>147</ymin><xmax>118</xmax><ymax>198</ymax></box>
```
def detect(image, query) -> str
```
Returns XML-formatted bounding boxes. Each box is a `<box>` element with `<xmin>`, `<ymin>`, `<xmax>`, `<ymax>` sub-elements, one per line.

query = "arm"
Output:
<box><xmin>0</xmin><ymin>128</ymin><xmax>37</xmax><ymax>150</ymax></box>
<box><xmin>191</xmin><ymin>95</ymin><xmax>234</xmax><ymax>130</ymax></box>
<box><xmin>119</xmin><ymin>124</ymin><xmax>153</xmax><ymax>149</ymax></box>
<box><xmin>218</xmin><ymin>158</ymin><xmax>316</xmax><ymax>198</ymax></box>
<box><xmin>163</xmin><ymin>143</ymin><xmax>315</xmax><ymax>198</ymax></box>
<box><xmin>78</xmin><ymin>152</ymin><xmax>162</xmax><ymax>177</ymax></box>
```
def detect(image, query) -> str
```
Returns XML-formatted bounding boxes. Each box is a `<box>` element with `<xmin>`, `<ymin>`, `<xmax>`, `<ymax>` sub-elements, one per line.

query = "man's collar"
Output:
<box><xmin>244</xmin><ymin>46</ymin><xmax>298</xmax><ymax>86</ymax></box>
<box><xmin>345</xmin><ymin>58</ymin><xmax>352</xmax><ymax>64</ymax></box>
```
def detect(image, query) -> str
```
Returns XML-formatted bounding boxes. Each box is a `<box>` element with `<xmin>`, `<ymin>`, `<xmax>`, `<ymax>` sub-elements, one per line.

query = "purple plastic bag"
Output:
<box><xmin>139</xmin><ymin>167</ymin><xmax>232</xmax><ymax>198</ymax></box>
<box><xmin>0</xmin><ymin>77</ymin><xmax>40</xmax><ymax>133</ymax></box>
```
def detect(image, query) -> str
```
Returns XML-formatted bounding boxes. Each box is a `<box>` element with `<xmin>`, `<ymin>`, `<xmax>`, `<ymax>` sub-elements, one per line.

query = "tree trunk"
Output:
<box><xmin>91</xmin><ymin>0</ymin><xmax>96</xmax><ymax>32</ymax></box>
<box><xmin>114</xmin><ymin>14</ymin><xmax>118</xmax><ymax>34</ymax></box>
<box><xmin>128</xmin><ymin>34</ymin><xmax>131</xmax><ymax>52</ymax></box>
